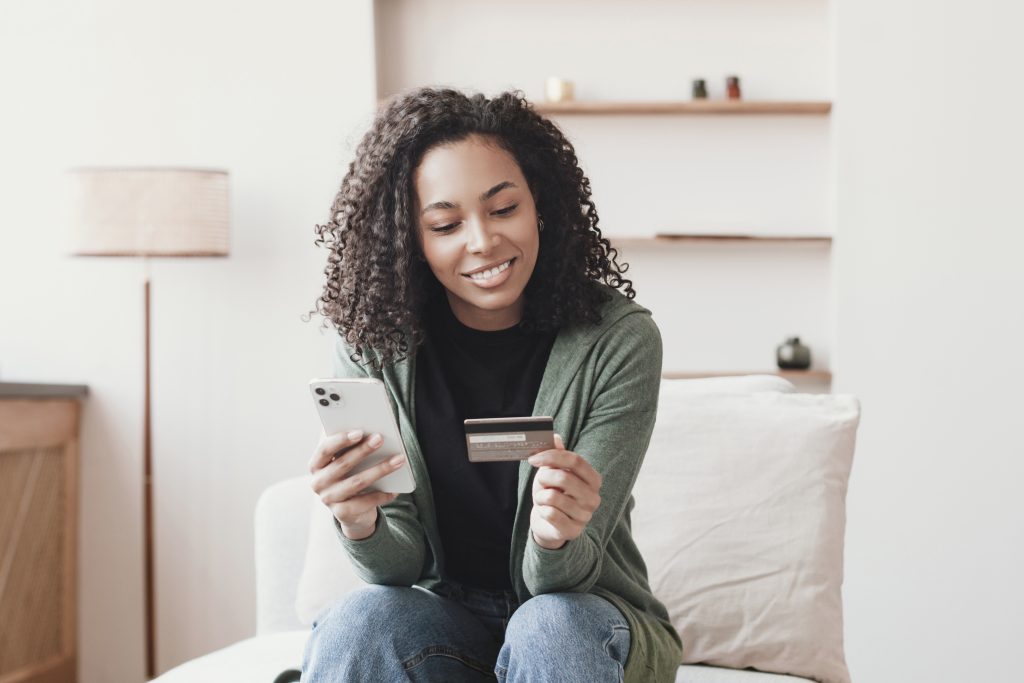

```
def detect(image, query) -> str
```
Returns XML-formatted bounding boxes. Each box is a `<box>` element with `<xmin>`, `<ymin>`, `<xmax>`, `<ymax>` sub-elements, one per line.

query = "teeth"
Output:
<box><xmin>469</xmin><ymin>259</ymin><xmax>511</xmax><ymax>281</ymax></box>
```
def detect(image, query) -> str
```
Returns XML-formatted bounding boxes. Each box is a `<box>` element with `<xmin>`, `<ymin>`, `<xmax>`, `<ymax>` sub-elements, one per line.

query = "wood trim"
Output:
<box><xmin>0</xmin><ymin>655</ymin><xmax>75</xmax><ymax>683</ymax></box>
<box><xmin>663</xmin><ymin>370</ymin><xmax>833</xmax><ymax>381</ymax></box>
<box><xmin>532</xmin><ymin>100</ymin><xmax>832</xmax><ymax>115</ymax></box>
<box><xmin>610</xmin><ymin>234</ymin><xmax>833</xmax><ymax>246</ymax></box>
<box><xmin>0</xmin><ymin>400</ymin><xmax>80</xmax><ymax>451</ymax></box>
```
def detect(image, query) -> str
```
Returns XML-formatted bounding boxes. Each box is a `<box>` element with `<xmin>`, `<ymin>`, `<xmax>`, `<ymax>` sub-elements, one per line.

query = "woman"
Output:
<box><xmin>302</xmin><ymin>87</ymin><xmax>682</xmax><ymax>682</ymax></box>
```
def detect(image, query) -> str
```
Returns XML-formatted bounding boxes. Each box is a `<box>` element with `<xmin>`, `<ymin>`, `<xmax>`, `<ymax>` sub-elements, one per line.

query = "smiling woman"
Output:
<box><xmin>312</xmin><ymin>88</ymin><xmax>633</xmax><ymax>366</ymax></box>
<box><xmin>303</xmin><ymin>88</ymin><xmax>682</xmax><ymax>683</ymax></box>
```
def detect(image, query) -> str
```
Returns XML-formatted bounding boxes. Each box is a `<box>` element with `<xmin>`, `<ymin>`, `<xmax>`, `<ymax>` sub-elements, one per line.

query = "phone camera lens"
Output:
<box><xmin>319</xmin><ymin>398</ymin><xmax>329</xmax><ymax>406</ymax></box>
<box><xmin>329</xmin><ymin>393</ymin><xmax>340</xmax><ymax>401</ymax></box>
<box><xmin>315</xmin><ymin>388</ymin><xmax>326</xmax><ymax>396</ymax></box>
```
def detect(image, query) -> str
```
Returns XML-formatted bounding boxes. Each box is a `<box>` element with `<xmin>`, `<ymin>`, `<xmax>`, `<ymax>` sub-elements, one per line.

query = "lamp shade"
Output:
<box><xmin>69</xmin><ymin>167</ymin><xmax>230</xmax><ymax>257</ymax></box>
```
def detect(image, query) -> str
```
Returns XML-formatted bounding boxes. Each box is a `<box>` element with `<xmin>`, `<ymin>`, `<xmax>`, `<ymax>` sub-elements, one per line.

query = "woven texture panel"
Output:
<box><xmin>0</xmin><ymin>446</ymin><xmax>66</xmax><ymax>676</ymax></box>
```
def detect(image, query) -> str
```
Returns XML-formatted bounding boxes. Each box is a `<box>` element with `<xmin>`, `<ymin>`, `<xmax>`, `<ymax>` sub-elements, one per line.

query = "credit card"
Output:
<box><xmin>464</xmin><ymin>416</ymin><xmax>555</xmax><ymax>463</ymax></box>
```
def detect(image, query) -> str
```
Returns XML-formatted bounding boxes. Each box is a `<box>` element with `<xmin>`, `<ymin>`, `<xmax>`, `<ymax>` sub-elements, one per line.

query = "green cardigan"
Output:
<box><xmin>331</xmin><ymin>287</ymin><xmax>683</xmax><ymax>682</ymax></box>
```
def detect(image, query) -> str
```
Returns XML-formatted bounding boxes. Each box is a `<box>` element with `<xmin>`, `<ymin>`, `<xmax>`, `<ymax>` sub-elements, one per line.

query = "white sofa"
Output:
<box><xmin>155</xmin><ymin>375</ymin><xmax>857</xmax><ymax>683</ymax></box>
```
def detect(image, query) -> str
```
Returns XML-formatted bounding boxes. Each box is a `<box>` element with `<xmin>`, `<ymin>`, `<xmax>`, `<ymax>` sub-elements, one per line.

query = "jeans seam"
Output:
<box><xmin>604</xmin><ymin>623</ymin><xmax>630</xmax><ymax>681</ymax></box>
<box><xmin>603</xmin><ymin>624</ymin><xmax>629</xmax><ymax>655</ymax></box>
<box><xmin>402</xmin><ymin>644</ymin><xmax>496</xmax><ymax>677</ymax></box>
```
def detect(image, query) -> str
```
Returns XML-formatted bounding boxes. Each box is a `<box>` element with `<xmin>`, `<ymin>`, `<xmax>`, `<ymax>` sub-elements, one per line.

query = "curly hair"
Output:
<box><xmin>312</xmin><ymin>87</ymin><xmax>634</xmax><ymax>366</ymax></box>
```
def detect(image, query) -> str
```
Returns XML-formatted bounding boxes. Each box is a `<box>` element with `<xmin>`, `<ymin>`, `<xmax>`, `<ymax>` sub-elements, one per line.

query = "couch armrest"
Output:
<box><xmin>254</xmin><ymin>475</ymin><xmax>313</xmax><ymax>635</ymax></box>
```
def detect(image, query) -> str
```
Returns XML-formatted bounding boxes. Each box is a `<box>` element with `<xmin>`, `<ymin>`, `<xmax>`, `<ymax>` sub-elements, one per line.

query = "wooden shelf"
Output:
<box><xmin>532</xmin><ymin>100</ymin><xmax>832</xmax><ymax>115</ymax></box>
<box><xmin>663</xmin><ymin>370</ymin><xmax>833</xmax><ymax>382</ymax></box>
<box><xmin>610</xmin><ymin>233</ymin><xmax>833</xmax><ymax>246</ymax></box>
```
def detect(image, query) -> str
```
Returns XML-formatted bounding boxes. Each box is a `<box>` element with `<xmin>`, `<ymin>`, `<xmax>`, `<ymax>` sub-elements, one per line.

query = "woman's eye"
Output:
<box><xmin>430</xmin><ymin>222</ymin><xmax>459</xmax><ymax>233</ymax></box>
<box><xmin>493</xmin><ymin>204</ymin><xmax>518</xmax><ymax>216</ymax></box>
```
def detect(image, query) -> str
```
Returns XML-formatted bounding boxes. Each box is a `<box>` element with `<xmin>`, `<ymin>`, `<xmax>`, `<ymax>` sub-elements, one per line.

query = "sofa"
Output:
<box><xmin>155</xmin><ymin>375</ymin><xmax>859</xmax><ymax>683</ymax></box>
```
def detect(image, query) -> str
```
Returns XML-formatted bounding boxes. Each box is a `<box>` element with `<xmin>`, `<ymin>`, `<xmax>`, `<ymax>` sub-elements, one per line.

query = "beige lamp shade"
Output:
<box><xmin>69</xmin><ymin>167</ymin><xmax>230</xmax><ymax>257</ymax></box>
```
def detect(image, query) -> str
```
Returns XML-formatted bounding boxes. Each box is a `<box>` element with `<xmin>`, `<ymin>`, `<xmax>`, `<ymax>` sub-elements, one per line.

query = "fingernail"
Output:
<box><xmin>389</xmin><ymin>454</ymin><xmax>405</xmax><ymax>467</ymax></box>
<box><xmin>368</xmin><ymin>433</ymin><xmax>383</xmax><ymax>447</ymax></box>
<box><xmin>347</xmin><ymin>430</ymin><xmax>363</xmax><ymax>441</ymax></box>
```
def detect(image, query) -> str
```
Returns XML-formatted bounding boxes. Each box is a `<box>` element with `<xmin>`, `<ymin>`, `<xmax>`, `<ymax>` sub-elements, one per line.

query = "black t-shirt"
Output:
<box><xmin>414</xmin><ymin>297</ymin><xmax>556</xmax><ymax>590</ymax></box>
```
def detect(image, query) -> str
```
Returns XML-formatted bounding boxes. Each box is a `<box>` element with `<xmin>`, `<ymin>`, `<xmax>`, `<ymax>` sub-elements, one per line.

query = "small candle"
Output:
<box><xmin>545</xmin><ymin>77</ymin><xmax>575</xmax><ymax>102</ymax></box>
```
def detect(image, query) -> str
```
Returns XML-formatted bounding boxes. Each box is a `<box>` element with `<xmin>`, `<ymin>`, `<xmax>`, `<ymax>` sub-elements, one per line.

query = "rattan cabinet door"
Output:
<box><xmin>0</xmin><ymin>399</ymin><xmax>80</xmax><ymax>683</ymax></box>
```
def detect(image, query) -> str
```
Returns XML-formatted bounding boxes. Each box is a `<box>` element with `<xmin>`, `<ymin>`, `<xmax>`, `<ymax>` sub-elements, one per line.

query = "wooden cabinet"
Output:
<box><xmin>0</xmin><ymin>384</ymin><xmax>87</xmax><ymax>683</ymax></box>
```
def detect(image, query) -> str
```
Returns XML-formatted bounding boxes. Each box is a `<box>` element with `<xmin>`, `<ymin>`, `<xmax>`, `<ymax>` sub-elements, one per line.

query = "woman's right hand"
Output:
<box><xmin>308</xmin><ymin>429</ymin><xmax>407</xmax><ymax>541</ymax></box>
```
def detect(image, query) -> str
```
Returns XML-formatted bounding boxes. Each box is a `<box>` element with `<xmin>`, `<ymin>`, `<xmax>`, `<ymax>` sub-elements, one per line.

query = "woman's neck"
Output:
<box><xmin>443</xmin><ymin>291</ymin><xmax>523</xmax><ymax>331</ymax></box>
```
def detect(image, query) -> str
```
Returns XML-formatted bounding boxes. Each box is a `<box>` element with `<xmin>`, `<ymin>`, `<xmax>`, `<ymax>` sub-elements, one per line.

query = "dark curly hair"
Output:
<box><xmin>312</xmin><ymin>87</ymin><xmax>634</xmax><ymax>366</ymax></box>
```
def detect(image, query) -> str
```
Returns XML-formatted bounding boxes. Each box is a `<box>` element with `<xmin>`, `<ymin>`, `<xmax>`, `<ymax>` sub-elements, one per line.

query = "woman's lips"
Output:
<box><xmin>462</xmin><ymin>258</ymin><xmax>515</xmax><ymax>289</ymax></box>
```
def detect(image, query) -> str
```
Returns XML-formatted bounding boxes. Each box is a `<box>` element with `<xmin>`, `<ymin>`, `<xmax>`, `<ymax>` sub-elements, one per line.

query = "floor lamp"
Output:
<box><xmin>69</xmin><ymin>167</ymin><xmax>230</xmax><ymax>679</ymax></box>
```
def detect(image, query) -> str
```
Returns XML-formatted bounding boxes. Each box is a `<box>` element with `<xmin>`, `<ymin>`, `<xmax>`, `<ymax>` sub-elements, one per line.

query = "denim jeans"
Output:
<box><xmin>300</xmin><ymin>581</ymin><xmax>631</xmax><ymax>682</ymax></box>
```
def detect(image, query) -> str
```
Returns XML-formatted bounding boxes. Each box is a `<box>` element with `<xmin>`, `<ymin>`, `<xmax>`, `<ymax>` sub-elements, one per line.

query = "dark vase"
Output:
<box><xmin>776</xmin><ymin>336</ymin><xmax>811</xmax><ymax>370</ymax></box>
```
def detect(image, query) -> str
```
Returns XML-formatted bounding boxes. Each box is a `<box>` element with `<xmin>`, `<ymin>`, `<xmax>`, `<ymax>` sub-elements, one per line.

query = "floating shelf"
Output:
<box><xmin>663</xmin><ymin>370</ymin><xmax>833</xmax><ymax>382</ymax></box>
<box><xmin>532</xmin><ymin>100</ymin><xmax>832</xmax><ymax>115</ymax></box>
<box><xmin>610</xmin><ymin>233</ymin><xmax>833</xmax><ymax>246</ymax></box>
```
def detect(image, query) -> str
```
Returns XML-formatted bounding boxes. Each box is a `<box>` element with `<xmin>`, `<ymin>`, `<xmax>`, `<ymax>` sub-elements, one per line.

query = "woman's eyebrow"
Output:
<box><xmin>420</xmin><ymin>181</ymin><xmax>518</xmax><ymax>215</ymax></box>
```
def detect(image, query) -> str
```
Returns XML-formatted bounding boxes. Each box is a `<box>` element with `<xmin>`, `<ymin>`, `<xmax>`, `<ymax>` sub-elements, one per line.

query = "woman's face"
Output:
<box><xmin>413</xmin><ymin>134</ymin><xmax>540</xmax><ymax>331</ymax></box>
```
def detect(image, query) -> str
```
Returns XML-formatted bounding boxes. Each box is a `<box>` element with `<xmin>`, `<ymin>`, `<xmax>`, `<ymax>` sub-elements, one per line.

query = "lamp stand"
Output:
<box><xmin>144</xmin><ymin>275</ymin><xmax>156</xmax><ymax>680</ymax></box>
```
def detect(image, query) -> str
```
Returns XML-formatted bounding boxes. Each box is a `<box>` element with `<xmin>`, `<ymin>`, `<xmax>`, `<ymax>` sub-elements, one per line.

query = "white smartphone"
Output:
<box><xmin>310</xmin><ymin>378</ymin><xmax>416</xmax><ymax>494</ymax></box>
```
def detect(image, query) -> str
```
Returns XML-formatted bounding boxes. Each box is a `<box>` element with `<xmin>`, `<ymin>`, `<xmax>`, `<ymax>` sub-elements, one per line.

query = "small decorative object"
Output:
<box><xmin>777</xmin><ymin>336</ymin><xmax>811</xmax><ymax>370</ymax></box>
<box><xmin>726</xmin><ymin>75</ymin><xmax>742</xmax><ymax>100</ymax></box>
<box><xmin>692</xmin><ymin>79</ymin><xmax>708</xmax><ymax>99</ymax></box>
<box><xmin>545</xmin><ymin>77</ymin><xmax>575</xmax><ymax>103</ymax></box>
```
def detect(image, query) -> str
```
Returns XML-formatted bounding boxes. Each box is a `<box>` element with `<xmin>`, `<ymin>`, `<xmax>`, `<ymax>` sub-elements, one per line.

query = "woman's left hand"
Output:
<box><xmin>528</xmin><ymin>434</ymin><xmax>603</xmax><ymax>550</ymax></box>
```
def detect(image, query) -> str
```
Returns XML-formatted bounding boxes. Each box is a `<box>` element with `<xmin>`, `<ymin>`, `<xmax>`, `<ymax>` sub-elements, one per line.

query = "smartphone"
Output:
<box><xmin>309</xmin><ymin>378</ymin><xmax>416</xmax><ymax>494</ymax></box>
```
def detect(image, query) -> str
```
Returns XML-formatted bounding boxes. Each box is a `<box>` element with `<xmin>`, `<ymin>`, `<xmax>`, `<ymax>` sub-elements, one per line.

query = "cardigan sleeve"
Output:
<box><xmin>329</xmin><ymin>337</ymin><xmax>427</xmax><ymax>587</ymax></box>
<box><xmin>522</xmin><ymin>311</ymin><xmax>662</xmax><ymax>595</ymax></box>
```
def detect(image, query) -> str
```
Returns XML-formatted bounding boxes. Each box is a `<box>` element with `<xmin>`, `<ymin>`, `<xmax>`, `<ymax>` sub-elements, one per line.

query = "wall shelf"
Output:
<box><xmin>610</xmin><ymin>233</ymin><xmax>833</xmax><ymax>246</ymax></box>
<box><xmin>532</xmin><ymin>100</ymin><xmax>832</xmax><ymax>116</ymax></box>
<box><xmin>663</xmin><ymin>370</ymin><xmax>832</xmax><ymax>382</ymax></box>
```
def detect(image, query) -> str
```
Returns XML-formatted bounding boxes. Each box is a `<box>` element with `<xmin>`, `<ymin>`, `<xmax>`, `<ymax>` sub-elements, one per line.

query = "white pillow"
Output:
<box><xmin>295</xmin><ymin>495</ymin><xmax>366</xmax><ymax>626</ymax></box>
<box><xmin>632</xmin><ymin>388</ymin><xmax>859</xmax><ymax>683</ymax></box>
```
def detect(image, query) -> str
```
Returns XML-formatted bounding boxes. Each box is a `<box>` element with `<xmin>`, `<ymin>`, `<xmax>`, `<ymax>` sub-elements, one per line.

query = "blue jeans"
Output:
<box><xmin>300</xmin><ymin>581</ymin><xmax>631</xmax><ymax>682</ymax></box>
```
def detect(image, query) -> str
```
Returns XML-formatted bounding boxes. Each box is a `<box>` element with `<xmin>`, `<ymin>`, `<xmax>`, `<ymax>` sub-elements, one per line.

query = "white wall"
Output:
<box><xmin>835</xmin><ymin>1</ymin><xmax>1024</xmax><ymax>681</ymax></box>
<box><xmin>0</xmin><ymin>1</ymin><xmax>375</xmax><ymax>679</ymax></box>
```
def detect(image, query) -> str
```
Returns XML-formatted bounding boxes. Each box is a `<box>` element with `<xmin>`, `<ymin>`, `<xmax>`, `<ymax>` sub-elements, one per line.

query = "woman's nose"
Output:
<box><xmin>465</xmin><ymin>216</ymin><xmax>498</xmax><ymax>254</ymax></box>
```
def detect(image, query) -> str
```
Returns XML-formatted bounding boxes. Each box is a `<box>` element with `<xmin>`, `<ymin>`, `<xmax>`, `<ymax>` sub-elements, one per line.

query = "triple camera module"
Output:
<box><xmin>315</xmin><ymin>386</ymin><xmax>342</xmax><ymax>407</ymax></box>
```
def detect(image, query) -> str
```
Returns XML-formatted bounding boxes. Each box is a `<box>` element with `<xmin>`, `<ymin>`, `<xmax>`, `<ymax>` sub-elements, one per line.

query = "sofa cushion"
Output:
<box><xmin>677</xmin><ymin>664</ymin><xmax>816</xmax><ymax>683</ymax></box>
<box><xmin>152</xmin><ymin>631</ymin><xmax>309</xmax><ymax>683</ymax></box>
<box><xmin>151</xmin><ymin>630</ymin><xmax>815</xmax><ymax>683</ymax></box>
<box><xmin>633</xmin><ymin>388</ymin><xmax>859</xmax><ymax>683</ymax></box>
<box><xmin>295</xmin><ymin>497</ymin><xmax>368</xmax><ymax>627</ymax></box>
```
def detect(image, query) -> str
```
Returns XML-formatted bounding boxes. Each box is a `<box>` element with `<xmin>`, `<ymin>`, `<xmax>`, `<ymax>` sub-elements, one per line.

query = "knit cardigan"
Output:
<box><xmin>331</xmin><ymin>286</ymin><xmax>683</xmax><ymax>682</ymax></box>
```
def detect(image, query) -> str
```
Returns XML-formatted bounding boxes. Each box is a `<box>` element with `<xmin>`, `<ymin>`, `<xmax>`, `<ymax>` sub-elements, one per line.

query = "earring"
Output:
<box><xmin>538</xmin><ymin>217</ymin><xmax>545</xmax><ymax>232</ymax></box>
